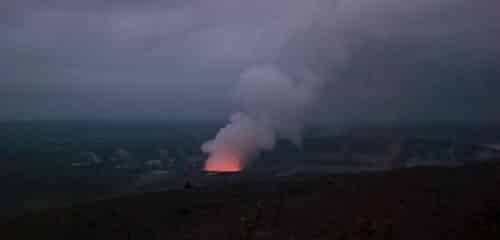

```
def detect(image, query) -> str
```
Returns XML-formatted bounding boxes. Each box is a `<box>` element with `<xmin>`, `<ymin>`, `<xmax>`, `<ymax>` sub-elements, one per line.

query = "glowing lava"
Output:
<box><xmin>204</xmin><ymin>151</ymin><xmax>243</xmax><ymax>173</ymax></box>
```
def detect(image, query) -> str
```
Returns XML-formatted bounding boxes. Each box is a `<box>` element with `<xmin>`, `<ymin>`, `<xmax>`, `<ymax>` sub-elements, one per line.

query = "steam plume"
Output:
<box><xmin>202</xmin><ymin>65</ymin><xmax>318</xmax><ymax>170</ymax></box>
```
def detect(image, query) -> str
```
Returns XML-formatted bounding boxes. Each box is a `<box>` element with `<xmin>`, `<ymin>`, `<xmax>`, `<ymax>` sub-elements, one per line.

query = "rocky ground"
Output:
<box><xmin>2</xmin><ymin>161</ymin><xmax>500</xmax><ymax>240</ymax></box>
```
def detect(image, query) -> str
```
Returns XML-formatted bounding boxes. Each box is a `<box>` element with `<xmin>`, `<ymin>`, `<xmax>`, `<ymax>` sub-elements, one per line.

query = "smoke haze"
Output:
<box><xmin>0</xmin><ymin>0</ymin><xmax>499</xmax><ymax>122</ymax></box>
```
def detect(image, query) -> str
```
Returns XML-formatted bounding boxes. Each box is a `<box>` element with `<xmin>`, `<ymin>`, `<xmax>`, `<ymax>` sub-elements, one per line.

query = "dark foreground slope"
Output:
<box><xmin>3</xmin><ymin>162</ymin><xmax>500</xmax><ymax>240</ymax></box>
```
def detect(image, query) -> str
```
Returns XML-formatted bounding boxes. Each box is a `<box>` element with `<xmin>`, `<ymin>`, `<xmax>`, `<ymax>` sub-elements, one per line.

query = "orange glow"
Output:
<box><xmin>204</xmin><ymin>151</ymin><xmax>243</xmax><ymax>172</ymax></box>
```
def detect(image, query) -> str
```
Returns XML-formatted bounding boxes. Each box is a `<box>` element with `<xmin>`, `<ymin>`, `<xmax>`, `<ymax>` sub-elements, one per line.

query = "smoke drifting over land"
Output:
<box><xmin>202</xmin><ymin>65</ymin><xmax>318</xmax><ymax>169</ymax></box>
<box><xmin>195</xmin><ymin>0</ymin><xmax>500</xmax><ymax>168</ymax></box>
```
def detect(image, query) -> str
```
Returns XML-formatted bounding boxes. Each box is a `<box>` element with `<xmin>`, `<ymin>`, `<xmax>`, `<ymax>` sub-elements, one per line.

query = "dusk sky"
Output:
<box><xmin>1</xmin><ymin>0</ymin><xmax>499</xmax><ymax>123</ymax></box>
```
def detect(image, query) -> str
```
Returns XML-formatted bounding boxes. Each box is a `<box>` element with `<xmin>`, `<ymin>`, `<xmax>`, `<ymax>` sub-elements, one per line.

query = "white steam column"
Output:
<box><xmin>202</xmin><ymin>65</ymin><xmax>318</xmax><ymax>172</ymax></box>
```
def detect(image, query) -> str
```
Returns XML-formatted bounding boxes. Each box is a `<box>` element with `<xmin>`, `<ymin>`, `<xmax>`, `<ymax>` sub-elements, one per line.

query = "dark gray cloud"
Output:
<box><xmin>1</xmin><ymin>0</ymin><xmax>499</xmax><ymax>122</ymax></box>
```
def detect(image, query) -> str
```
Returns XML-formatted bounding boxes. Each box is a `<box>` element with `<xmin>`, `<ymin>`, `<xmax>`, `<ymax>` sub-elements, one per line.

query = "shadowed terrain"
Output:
<box><xmin>2</xmin><ymin>161</ymin><xmax>500</xmax><ymax>240</ymax></box>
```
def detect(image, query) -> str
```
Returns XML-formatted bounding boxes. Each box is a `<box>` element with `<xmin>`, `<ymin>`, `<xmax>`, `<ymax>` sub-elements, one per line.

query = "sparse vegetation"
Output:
<box><xmin>3</xmin><ymin>160</ymin><xmax>500</xmax><ymax>239</ymax></box>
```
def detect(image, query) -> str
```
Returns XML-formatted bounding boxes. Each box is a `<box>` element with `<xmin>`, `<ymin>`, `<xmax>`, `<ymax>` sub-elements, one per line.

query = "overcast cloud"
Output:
<box><xmin>1</xmin><ymin>0</ymin><xmax>499</xmax><ymax>123</ymax></box>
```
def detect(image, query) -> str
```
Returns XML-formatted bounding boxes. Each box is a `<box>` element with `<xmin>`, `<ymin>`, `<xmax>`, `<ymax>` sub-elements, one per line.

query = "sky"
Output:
<box><xmin>1</xmin><ymin>0</ymin><xmax>499</xmax><ymax>123</ymax></box>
